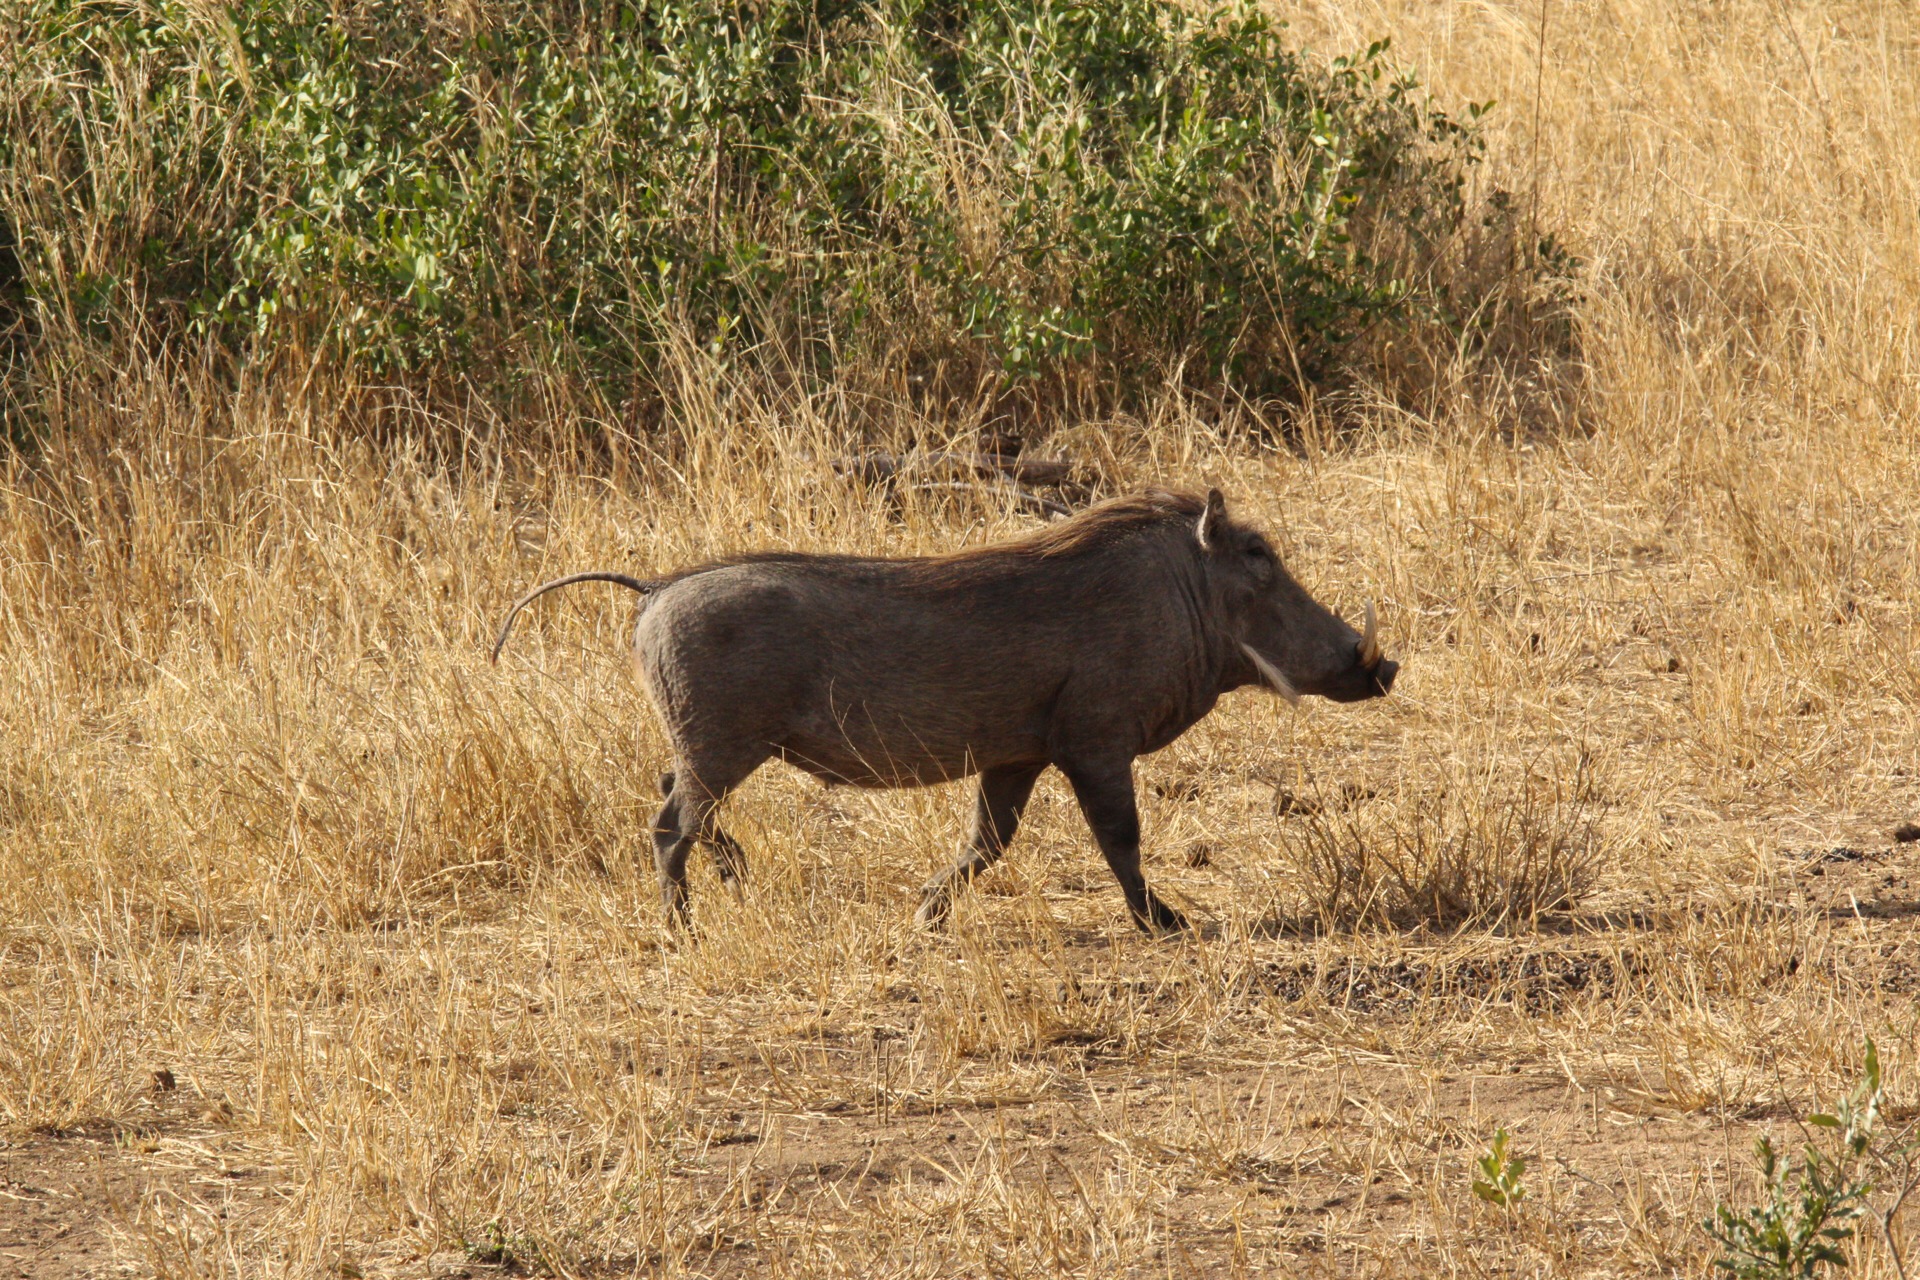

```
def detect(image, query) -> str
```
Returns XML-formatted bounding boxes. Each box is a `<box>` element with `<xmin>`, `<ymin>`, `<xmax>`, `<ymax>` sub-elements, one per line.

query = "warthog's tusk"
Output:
<box><xmin>1358</xmin><ymin>600</ymin><xmax>1381</xmax><ymax>668</ymax></box>
<box><xmin>1240</xmin><ymin>643</ymin><xmax>1301</xmax><ymax>706</ymax></box>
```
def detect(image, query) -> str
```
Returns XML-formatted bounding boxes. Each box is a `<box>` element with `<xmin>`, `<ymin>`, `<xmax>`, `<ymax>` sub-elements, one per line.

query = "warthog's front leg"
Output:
<box><xmin>1061</xmin><ymin>759</ymin><xmax>1190</xmax><ymax>935</ymax></box>
<box><xmin>915</xmin><ymin>763</ymin><xmax>1045</xmax><ymax>929</ymax></box>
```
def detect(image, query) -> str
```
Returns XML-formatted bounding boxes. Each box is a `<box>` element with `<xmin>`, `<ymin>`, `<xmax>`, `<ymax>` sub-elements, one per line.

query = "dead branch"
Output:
<box><xmin>902</xmin><ymin>479</ymin><xmax>1073</xmax><ymax>519</ymax></box>
<box><xmin>834</xmin><ymin>450</ymin><xmax>1075</xmax><ymax>487</ymax></box>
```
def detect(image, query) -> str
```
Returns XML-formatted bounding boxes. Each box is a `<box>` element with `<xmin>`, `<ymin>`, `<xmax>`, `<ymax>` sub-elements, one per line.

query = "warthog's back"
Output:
<box><xmin>633</xmin><ymin>542</ymin><xmax>1211</xmax><ymax>788</ymax></box>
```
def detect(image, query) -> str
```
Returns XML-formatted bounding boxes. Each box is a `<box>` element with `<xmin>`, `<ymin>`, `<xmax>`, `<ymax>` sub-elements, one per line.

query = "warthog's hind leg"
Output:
<box><xmin>1061</xmin><ymin>758</ymin><xmax>1189</xmax><ymax>936</ymax></box>
<box><xmin>916</xmin><ymin>763</ymin><xmax>1045</xmax><ymax>929</ymax></box>
<box><xmin>704</xmin><ymin>827</ymin><xmax>748</xmax><ymax>885</ymax></box>
<box><xmin>652</xmin><ymin>752</ymin><xmax>763</xmax><ymax>925</ymax></box>
<box><xmin>659</xmin><ymin>771</ymin><xmax>749</xmax><ymax>885</ymax></box>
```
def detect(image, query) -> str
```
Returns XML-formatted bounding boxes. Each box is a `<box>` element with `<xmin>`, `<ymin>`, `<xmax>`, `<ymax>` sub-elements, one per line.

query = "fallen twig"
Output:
<box><xmin>903</xmin><ymin>479</ymin><xmax>1073</xmax><ymax>519</ymax></box>
<box><xmin>834</xmin><ymin>450</ymin><xmax>1075</xmax><ymax>487</ymax></box>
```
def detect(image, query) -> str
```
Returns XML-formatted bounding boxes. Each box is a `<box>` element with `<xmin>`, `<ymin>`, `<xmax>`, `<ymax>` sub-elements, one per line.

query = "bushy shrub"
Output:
<box><xmin>0</xmin><ymin>0</ymin><xmax>1538</xmax><ymax>420</ymax></box>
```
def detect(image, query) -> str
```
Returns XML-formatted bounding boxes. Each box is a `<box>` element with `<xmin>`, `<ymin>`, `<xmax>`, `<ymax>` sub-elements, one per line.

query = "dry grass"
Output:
<box><xmin>4</xmin><ymin>0</ymin><xmax>1920</xmax><ymax>1275</ymax></box>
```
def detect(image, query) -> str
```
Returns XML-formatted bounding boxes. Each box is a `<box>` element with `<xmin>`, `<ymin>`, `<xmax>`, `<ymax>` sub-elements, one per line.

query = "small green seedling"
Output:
<box><xmin>1473</xmin><ymin>1127</ymin><xmax>1529</xmax><ymax>1208</ymax></box>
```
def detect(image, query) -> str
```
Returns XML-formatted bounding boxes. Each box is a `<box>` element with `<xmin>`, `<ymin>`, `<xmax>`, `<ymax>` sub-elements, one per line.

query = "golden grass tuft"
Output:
<box><xmin>1272</xmin><ymin>747</ymin><xmax>1606</xmax><ymax>930</ymax></box>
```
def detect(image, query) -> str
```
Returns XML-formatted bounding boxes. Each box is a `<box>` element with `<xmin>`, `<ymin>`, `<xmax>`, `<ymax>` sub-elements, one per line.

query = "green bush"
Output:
<box><xmin>0</xmin><ymin>0</ymin><xmax>1532</xmax><ymax>417</ymax></box>
<box><xmin>1705</xmin><ymin>1041</ymin><xmax>1920</xmax><ymax>1280</ymax></box>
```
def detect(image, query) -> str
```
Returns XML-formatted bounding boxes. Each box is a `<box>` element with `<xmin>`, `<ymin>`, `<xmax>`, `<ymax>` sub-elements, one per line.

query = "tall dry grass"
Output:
<box><xmin>3</xmin><ymin>0</ymin><xmax>1920</xmax><ymax>1276</ymax></box>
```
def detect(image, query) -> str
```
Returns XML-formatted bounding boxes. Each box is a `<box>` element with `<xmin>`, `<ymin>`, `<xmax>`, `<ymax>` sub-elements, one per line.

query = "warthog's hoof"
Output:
<box><xmin>1136</xmin><ymin>898</ymin><xmax>1191</xmax><ymax>937</ymax></box>
<box><xmin>913</xmin><ymin>888</ymin><xmax>954</xmax><ymax>931</ymax></box>
<box><xmin>712</xmin><ymin>848</ymin><xmax>747</xmax><ymax>885</ymax></box>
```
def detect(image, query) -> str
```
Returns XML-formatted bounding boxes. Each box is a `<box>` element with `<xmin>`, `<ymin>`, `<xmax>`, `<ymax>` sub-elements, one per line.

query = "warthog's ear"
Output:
<box><xmin>1196</xmin><ymin>487</ymin><xmax>1229</xmax><ymax>551</ymax></box>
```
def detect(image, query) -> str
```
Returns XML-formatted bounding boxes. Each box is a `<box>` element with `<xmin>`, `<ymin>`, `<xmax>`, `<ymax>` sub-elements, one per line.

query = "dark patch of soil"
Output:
<box><xmin>1252</xmin><ymin>947</ymin><xmax>1654</xmax><ymax>1015</ymax></box>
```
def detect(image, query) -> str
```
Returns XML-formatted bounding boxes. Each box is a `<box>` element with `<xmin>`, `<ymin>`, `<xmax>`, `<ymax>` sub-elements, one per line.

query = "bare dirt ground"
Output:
<box><xmin>0</xmin><ymin>1106</ymin><xmax>252</xmax><ymax>1280</ymax></box>
<box><xmin>4</xmin><ymin>790</ymin><xmax>1919</xmax><ymax>1276</ymax></box>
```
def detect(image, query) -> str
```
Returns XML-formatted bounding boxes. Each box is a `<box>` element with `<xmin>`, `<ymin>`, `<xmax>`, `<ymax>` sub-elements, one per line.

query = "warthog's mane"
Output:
<box><xmin>954</xmin><ymin>487</ymin><xmax>1209</xmax><ymax>561</ymax></box>
<box><xmin>673</xmin><ymin>488</ymin><xmax>1214</xmax><ymax>587</ymax></box>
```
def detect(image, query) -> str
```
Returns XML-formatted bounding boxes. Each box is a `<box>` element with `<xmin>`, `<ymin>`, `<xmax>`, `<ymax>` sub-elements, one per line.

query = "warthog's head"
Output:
<box><xmin>1195</xmin><ymin>488</ymin><xmax>1398</xmax><ymax>704</ymax></box>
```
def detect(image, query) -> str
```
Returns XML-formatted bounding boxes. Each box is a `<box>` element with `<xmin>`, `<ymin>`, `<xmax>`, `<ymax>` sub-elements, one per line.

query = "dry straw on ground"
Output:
<box><xmin>3</xmin><ymin>0</ymin><xmax>1920</xmax><ymax>1276</ymax></box>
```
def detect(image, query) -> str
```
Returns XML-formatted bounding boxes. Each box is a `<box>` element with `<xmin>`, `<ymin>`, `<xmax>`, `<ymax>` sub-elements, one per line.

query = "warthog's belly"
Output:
<box><xmin>772</xmin><ymin>724</ymin><xmax>1048</xmax><ymax>789</ymax></box>
<box><xmin>773</xmin><ymin>749</ymin><xmax>961</xmax><ymax>788</ymax></box>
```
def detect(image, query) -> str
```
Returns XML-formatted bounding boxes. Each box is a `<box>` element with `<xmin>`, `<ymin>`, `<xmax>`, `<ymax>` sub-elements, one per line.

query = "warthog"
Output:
<box><xmin>493</xmin><ymin>488</ymin><xmax>1396</xmax><ymax>933</ymax></box>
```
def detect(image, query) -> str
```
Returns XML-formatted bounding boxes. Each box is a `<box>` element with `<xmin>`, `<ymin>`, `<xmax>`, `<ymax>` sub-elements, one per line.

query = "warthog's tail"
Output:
<box><xmin>491</xmin><ymin>572</ymin><xmax>665</xmax><ymax>663</ymax></box>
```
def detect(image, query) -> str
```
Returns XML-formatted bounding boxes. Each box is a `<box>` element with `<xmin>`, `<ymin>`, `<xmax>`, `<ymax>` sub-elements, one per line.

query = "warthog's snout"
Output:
<box><xmin>1310</xmin><ymin>600</ymin><xmax>1399</xmax><ymax>703</ymax></box>
<box><xmin>494</xmin><ymin>487</ymin><xmax>1396</xmax><ymax>935</ymax></box>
